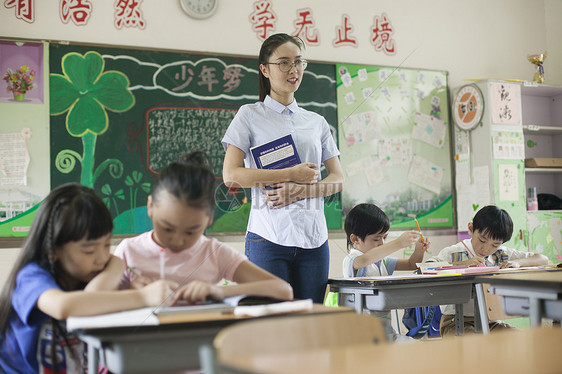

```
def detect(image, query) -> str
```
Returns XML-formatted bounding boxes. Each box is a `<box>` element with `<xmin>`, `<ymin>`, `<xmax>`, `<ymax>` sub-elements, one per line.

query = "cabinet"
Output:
<box><xmin>453</xmin><ymin>81</ymin><xmax>562</xmax><ymax>262</ymax></box>
<box><xmin>521</xmin><ymin>84</ymin><xmax>562</xmax><ymax>200</ymax></box>
<box><xmin>521</xmin><ymin>84</ymin><xmax>562</xmax><ymax>263</ymax></box>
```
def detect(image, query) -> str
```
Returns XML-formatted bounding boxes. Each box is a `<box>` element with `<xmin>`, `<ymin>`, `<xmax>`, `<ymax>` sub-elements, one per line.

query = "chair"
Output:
<box><xmin>199</xmin><ymin>312</ymin><xmax>387</xmax><ymax>373</ymax></box>
<box><xmin>475</xmin><ymin>283</ymin><xmax>523</xmax><ymax>334</ymax></box>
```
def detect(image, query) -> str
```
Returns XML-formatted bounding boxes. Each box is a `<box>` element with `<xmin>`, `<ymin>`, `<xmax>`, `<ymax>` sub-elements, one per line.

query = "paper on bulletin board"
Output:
<box><xmin>412</xmin><ymin>112</ymin><xmax>446</xmax><ymax>148</ymax></box>
<box><xmin>456</xmin><ymin>165</ymin><xmax>491</xmax><ymax>228</ymax></box>
<box><xmin>341</xmin><ymin>111</ymin><xmax>381</xmax><ymax>146</ymax></box>
<box><xmin>0</xmin><ymin>129</ymin><xmax>31</xmax><ymax>186</ymax></box>
<box><xmin>492</xmin><ymin>131</ymin><xmax>524</xmax><ymax>159</ymax></box>
<box><xmin>489</xmin><ymin>82</ymin><xmax>521</xmax><ymax>125</ymax></box>
<box><xmin>345</xmin><ymin>156</ymin><xmax>385</xmax><ymax>186</ymax></box>
<box><xmin>408</xmin><ymin>155</ymin><xmax>443</xmax><ymax>194</ymax></box>
<box><xmin>498</xmin><ymin>163</ymin><xmax>519</xmax><ymax>201</ymax></box>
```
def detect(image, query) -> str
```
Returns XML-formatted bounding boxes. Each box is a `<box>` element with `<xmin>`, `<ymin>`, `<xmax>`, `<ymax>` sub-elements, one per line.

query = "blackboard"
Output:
<box><xmin>48</xmin><ymin>44</ymin><xmax>340</xmax><ymax>234</ymax></box>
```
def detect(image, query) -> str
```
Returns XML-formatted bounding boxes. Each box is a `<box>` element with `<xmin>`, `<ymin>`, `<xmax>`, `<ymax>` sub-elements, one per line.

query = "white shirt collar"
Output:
<box><xmin>264</xmin><ymin>95</ymin><xmax>299</xmax><ymax>114</ymax></box>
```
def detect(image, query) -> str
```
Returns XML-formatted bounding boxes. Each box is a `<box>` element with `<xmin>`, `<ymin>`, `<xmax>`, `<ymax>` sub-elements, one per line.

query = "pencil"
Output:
<box><xmin>127</xmin><ymin>265</ymin><xmax>141</xmax><ymax>277</ymax></box>
<box><xmin>159</xmin><ymin>248</ymin><xmax>165</xmax><ymax>279</ymax></box>
<box><xmin>414</xmin><ymin>218</ymin><xmax>428</xmax><ymax>252</ymax></box>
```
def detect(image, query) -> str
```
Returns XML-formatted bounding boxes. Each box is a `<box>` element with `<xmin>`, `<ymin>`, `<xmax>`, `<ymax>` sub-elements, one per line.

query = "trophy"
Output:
<box><xmin>527</xmin><ymin>51</ymin><xmax>547</xmax><ymax>84</ymax></box>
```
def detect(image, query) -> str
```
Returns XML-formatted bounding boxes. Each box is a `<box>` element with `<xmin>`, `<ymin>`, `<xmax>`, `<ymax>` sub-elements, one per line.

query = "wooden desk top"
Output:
<box><xmin>74</xmin><ymin>304</ymin><xmax>353</xmax><ymax>335</ymax></box>
<box><xmin>157</xmin><ymin>303</ymin><xmax>352</xmax><ymax>324</ymax></box>
<box><xmin>477</xmin><ymin>269</ymin><xmax>562</xmax><ymax>288</ymax></box>
<box><xmin>329</xmin><ymin>266</ymin><xmax>562</xmax><ymax>288</ymax></box>
<box><xmin>221</xmin><ymin>328</ymin><xmax>562</xmax><ymax>374</ymax></box>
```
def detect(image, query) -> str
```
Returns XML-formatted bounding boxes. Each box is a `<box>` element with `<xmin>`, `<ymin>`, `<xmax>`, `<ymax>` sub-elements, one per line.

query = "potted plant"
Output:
<box><xmin>3</xmin><ymin>65</ymin><xmax>35</xmax><ymax>101</ymax></box>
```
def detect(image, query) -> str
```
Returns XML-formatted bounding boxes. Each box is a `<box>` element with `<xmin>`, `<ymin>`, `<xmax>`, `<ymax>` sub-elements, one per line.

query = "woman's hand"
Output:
<box><xmin>288</xmin><ymin>163</ymin><xmax>319</xmax><ymax>184</ymax></box>
<box><xmin>263</xmin><ymin>182</ymin><xmax>305</xmax><ymax>208</ymax></box>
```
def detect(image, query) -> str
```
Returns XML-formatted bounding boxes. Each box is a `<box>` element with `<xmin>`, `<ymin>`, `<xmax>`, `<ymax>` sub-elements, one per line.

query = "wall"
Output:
<box><xmin>1</xmin><ymin>0</ymin><xmax>561</xmax><ymax>288</ymax></box>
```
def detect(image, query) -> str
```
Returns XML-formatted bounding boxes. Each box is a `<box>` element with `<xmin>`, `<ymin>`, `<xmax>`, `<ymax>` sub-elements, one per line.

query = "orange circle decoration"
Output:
<box><xmin>452</xmin><ymin>85</ymin><xmax>484</xmax><ymax>131</ymax></box>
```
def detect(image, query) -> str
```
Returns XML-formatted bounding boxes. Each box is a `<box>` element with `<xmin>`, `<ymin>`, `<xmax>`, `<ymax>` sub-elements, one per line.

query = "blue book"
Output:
<box><xmin>250</xmin><ymin>134</ymin><xmax>301</xmax><ymax>170</ymax></box>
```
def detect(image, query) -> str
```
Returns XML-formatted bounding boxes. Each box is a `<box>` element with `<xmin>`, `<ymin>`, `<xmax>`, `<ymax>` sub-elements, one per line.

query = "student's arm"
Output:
<box><xmin>84</xmin><ymin>255</ymin><xmax>126</xmax><ymax>291</ymax></box>
<box><xmin>171</xmin><ymin>261</ymin><xmax>293</xmax><ymax>304</ymax></box>
<box><xmin>395</xmin><ymin>237</ymin><xmax>431</xmax><ymax>271</ymax></box>
<box><xmin>500</xmin><ymin>253</ymin><xmax>549</xmax><ymax>269</ymax></box>
<box><xmin>36</xmin><ymin>279</ymin><xmax>178</xmax><ymax>320</ymax></box>
<box><xmin>353</xmin><ymin>231</ymin><xmax>419</xmax><ymax>269</ymax></box>
<box><xmin>264</xmin><ymin>156</ymin><xmax>344</xmax><ymax>208</ymax></box>
<box><xmin>222</xmin><ymin>144</ymin><xmax>319</xmax><ymax>188</ymax></box>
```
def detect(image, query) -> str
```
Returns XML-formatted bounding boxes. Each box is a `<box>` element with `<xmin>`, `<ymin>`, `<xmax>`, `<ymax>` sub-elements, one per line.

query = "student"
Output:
<box><xmin>342</xmin><ymin>203</ymin><xmax>430</xmax><ymax>340</ymax></box>
<box><xmin>0</xmin><ymin>183</ymin><xmax>177</xmax><ymax>374</ymax></box>
<box><xmin>221</xmin><ymin>33</ymin><xmax>344</xmax><ymax>303</ymax></box>
<box><xmin>114</xmin><ymin>151</ymin><xmax>293</xmax><ymax>304</ymax></box>
<box><xmin>427</xmin><ymin>205</ymin><xmax>549</xmax><ymax>336</ymax></box>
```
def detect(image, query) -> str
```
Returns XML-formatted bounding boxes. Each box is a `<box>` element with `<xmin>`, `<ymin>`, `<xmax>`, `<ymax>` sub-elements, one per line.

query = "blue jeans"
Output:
<box><xmin>245</xmin><ymin>232</ymin><xmax>329</xmax><ymax>303</ymax></box>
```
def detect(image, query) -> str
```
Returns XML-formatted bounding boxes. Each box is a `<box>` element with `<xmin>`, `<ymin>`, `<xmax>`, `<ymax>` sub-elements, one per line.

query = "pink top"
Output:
<box><xmin>114</xmin><ymin>231</ymin><xmax>247</xmax><ymax>288</ymax></box>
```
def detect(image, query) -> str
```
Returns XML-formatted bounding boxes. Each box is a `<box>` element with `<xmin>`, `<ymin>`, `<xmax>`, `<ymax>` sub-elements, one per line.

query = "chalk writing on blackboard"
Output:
<box><xmin>146</xmin><ymin>106</ymin><xmax>237</xmax><ymax>176</ymax></box>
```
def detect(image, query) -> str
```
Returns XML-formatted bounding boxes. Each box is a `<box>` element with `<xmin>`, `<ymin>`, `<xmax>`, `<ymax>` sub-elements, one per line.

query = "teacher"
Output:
<box><xmin>221</xmin><ymin>33</ymin><xmax>344</xmax><ymax>303</ymax></box>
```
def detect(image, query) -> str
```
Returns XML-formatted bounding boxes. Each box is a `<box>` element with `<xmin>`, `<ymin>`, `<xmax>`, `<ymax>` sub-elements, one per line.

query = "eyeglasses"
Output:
<box><xmin>265</xmin><ymin>59</ymin><xmax>308</xmax><ymax>73</ymax></box>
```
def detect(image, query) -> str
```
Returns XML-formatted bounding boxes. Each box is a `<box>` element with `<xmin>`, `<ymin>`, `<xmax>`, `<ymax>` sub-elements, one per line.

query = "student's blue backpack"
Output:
<box><xmin>402</xmin><ymin>306</ymin><xmax>442</xmax><ymax>338</ymax></box>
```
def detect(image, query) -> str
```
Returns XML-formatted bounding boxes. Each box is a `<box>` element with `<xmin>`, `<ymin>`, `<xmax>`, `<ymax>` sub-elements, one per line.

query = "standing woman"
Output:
<box><xmin>222</xmin><ymin>33</ymin><xmax>344</xmax><ymax>303</ymax></box>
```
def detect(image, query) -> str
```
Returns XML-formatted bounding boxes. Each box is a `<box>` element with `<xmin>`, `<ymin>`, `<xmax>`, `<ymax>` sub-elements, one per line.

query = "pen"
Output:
<box><xmin>159</xmin><ymin>248</ymin><xmax>165</xmax><ymax>279</ymax></box>
<box><xmin>414</xmin><ymin>218</ymin><xmax>428</xmax><ymax>252</ymax></box>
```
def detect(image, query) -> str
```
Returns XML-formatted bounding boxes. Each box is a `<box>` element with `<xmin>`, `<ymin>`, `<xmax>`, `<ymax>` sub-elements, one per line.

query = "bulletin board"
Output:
<box><xmin>336</xmin><ymin>64</ymin><xmax>454</xmax><ymax>228</ymax></box>
<box><xmin>48</xmin><ymin>43</ymin><xmax>340</xmax><ymax>234</ymax></box>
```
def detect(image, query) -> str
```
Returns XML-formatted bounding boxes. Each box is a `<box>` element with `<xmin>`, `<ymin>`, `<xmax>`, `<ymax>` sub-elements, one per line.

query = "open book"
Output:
<box><xmin>418</xmin><ymin>263</ymin><xmax>500</xmax><ymax>275</ymax></box>
<box><xmin>66</xmin><ymin>296</ymin><xmax>310</xmax><ymax>331</ymax></box>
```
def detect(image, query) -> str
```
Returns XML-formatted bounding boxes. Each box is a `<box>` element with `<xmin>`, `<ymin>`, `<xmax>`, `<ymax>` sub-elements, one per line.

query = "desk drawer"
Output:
<box><xmin>503</xmin><ymin>297</ymin><xmax>562</xmax><ymax>319</ymax></box>
<box><xmin>364</xmin><ymin>284</ymin><xmax>472</xmax><ymax>310</ymax></box>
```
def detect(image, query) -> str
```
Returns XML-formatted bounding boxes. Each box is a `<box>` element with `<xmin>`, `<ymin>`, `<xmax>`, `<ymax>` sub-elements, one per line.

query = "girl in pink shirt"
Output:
<box><xmin>115</xmin><ymin>151</ymin><xmax>293</xmax><ymax>303</ymax></box>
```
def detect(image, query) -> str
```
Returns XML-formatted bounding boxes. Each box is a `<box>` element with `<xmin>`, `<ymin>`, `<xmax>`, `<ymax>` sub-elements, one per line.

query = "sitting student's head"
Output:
<box><xmin>468</xmin><ymin>205</ymin><xmax>513</xmax><ymax>257</ymax></box>
<box><xmin>148</xmin><ymin>151</ymin><xmax>216</xmax><ymax>253</ymax></box>
<box><xmin>344</xmin><ymin>203</ymin><xmax>390</xmax><ymax>253</ymax></box>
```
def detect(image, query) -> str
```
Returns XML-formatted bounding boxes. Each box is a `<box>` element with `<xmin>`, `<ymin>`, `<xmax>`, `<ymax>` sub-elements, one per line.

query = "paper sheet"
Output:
<box><xmin>412</xmin><ymin>112</ymin><xmax>446</xmax><ymax>148</ymax></box>
<box><xmin>408</xmin><ymin>155</ymin><xmax>444</xmax><ymax>194</ymax></box>
<box><xmin>490</xmin><ymin>82</ymin><xmax>521</xmax><ymax>125</ymax></box>
<box><xmin>498</xmin><ymin>163</ymin><xmax>519</xmax><ymax>201</ymax></box>
<box><xmin>0</xmin><ymin>129</ymin><xmax>31</xmax><ymax>186</ymax></box>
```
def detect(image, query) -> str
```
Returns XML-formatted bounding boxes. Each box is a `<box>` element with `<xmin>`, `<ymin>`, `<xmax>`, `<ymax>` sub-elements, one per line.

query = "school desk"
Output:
<box><xmin>476</xmin><ymin>269</ymin><xmax>562</xmax><ymax>328</ymax></box>
<box><xmin>70</xmin><ymin>304</ymin><xmax>352</xmax><ymax>374</ymax></box>
<box><xmin>328</xmin><ymin>274</ymin><xmax>478</xmax><ymax>335</ymax></box>
<box><xmin>218</xmin><ymin>327</ymin><xmax>562</xmax><ymax>374</ymax></box>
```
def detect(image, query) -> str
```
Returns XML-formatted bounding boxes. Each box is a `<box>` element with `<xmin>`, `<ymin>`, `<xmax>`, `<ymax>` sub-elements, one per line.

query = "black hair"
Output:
<box><xmin>151</xmin><ymin>150</ymin><xmax>216</xmax><ymax>214</ymax></box>
<box><xmin>258</xmin><ymin>33</ymin><xmax>305</xmax><ymax>102</ymax></box>
<box><xmin>344</xmin><ymin>203</ymin><xmax>390</xmax><ymax>251</ymax></box>
<box><xmin>472</xmin><ymin>205</ymin><xmax>513</xmax><ymax>243</ymax></box>
<box><xmin>0</xmin><ymin>183</ymin><xmax>113</xmax><ymax>372</ymax></box>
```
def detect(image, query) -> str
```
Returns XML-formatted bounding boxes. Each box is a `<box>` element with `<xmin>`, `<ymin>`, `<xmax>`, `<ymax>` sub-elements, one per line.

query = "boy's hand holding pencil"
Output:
<box><xmin>414</xmin><ymin>218</ymin><xmax>429</xmax><ymax>252</ymax></box>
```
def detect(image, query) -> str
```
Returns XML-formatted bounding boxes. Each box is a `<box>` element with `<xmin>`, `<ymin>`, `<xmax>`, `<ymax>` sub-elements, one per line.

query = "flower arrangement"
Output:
<box><xmin>3</xmin><ymin>65</ymin><xmax>35</xmax><ymax>96</ymax></box>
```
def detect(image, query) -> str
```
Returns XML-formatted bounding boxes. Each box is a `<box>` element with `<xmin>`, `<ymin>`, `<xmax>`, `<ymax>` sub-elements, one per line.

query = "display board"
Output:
<box><xmin>336</xmin><ymin>64</ymin><xmax>453</xmax><ymax>228</ymax></box>
<box><xmin>49</xmin><ymin>44</ymin><xmax>339</xmax><ymax>234</ymax></box>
